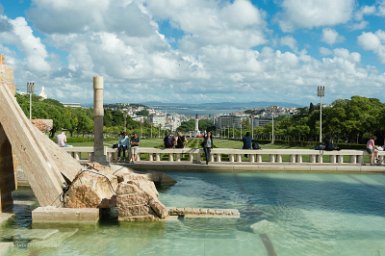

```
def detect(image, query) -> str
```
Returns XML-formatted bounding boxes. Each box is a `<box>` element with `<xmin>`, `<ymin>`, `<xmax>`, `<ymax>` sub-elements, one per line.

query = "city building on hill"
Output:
<box><xmin>62</xmin><ymin>103</ymin><xmax>82</xmax><ymax>108</ymax></box>
<box><xmin>149</xmin><ymin>113</ymin><xmax>167</xmax><ymax>130</ymax></box>
<box><xmin>215</xmin><ymin>115</ymin><xmax>243</xmax><ymax>129</ymax></box>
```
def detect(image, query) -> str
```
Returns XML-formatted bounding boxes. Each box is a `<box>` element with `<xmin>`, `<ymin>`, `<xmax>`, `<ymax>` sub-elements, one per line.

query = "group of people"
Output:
<box><xmin>164</xmin><ymin>132</ymin><xmax>187</xmax><ymax>149</ymax></box>
<box><xmin>201</xmin><ymin>131</ymin><xmax>261</xmax><ymax>165</ymax></box>
<box><xmin>116</xmin><ymin>131</ymin><xmax>140</xmax><ymax>162</ymax></box>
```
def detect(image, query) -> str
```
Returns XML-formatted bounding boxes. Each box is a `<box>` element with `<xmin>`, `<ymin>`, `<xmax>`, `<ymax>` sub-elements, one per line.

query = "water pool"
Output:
<box><xmin>2</xmin><ymin>172</ymin><xmax>385</xmax><ymax>256</ymax></box>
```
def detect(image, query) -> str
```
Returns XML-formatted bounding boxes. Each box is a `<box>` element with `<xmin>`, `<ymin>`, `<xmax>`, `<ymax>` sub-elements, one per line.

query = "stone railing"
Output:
<box><xmin>63</xmin><ymin>147</ymin><xmax>385</xmax><ymax>165</ymax></box>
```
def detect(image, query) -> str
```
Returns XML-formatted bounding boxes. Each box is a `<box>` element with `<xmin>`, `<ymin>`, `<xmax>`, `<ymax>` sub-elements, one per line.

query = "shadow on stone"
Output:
<box><xmin>144</xmin><ymin>171</ymin><xmax>177</xmax><ymax>190</ymax></box>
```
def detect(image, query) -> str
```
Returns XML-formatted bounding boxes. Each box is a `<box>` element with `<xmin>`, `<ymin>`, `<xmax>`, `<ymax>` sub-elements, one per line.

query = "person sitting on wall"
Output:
<box><xmin>130</xmin><ymin>133</ymin><xmax>140</xmax><ymax>163</ymax></box>
<box><xmin>57</xmin><ymin>130</ymin><xmax>71</xmax><ymax>147</ymax></box>
<box><xmin>117</xmin><ymin>131</ymin><xmax>130</xmax><ymax>161</ymax></box>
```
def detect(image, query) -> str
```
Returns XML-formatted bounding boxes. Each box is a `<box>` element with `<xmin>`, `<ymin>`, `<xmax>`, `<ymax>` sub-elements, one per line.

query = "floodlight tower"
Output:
<box><xmin>317</xmin><ymin>86</ymin><xmax>325</xmax><ymax>143</ymax></box>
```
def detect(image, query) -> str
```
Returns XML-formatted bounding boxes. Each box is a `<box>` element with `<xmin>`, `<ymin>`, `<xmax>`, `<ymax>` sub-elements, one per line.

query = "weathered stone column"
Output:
<box><xmin>0</xmin><ymin>123</ymin><xmax>15</xmax><ymax>213</ymax></box>
<box><xmin>92</xmin><ymin>76</ymin><xmax>107</xmax><ymax>164</ymax></box>
<box><xmin>0</xmin><ymin>55</ymin><xmax>16</xmax><ymax>95</ymax></box>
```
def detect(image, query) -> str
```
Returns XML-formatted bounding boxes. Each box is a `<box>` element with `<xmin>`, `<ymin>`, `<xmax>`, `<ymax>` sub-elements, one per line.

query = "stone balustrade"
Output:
<box><xmin>63</xmin><ymin>147</ymin><xmax>385</xmax><ymax>165</ymax></box>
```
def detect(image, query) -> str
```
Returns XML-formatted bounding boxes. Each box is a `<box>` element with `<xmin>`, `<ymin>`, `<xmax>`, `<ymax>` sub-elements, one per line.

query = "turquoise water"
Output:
<box><xmin>3</xmin><ymin>172</ymin><xmax>385</xmax><ymax>256</ymax></box>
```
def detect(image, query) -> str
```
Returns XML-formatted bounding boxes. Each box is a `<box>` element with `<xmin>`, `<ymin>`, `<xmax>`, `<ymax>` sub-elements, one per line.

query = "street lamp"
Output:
<box><xmin>122</xmin><ymin>108</ymin><xmax>128</xmax><ymax>132</ymax></box>
<box><xmin>271</xmin><ymin>112</ymin><xmax>275</xmax><ymax>144</ymax></box>
<box><xmin>250</xmin><ymin>115</ymin><xmax>254</xmax><ymax>140</ymax></box>
<box><xmin>240</xmin><ymin>123</ymin><xmax>242</xmax><ymax>139</ymax></box>
<box><xmin>317</xmin><ymin>86</ymin><xmax>325</xmax><ymax>143</ymax></box>
<box><xmin>27</xmin><ymin>82</ymin><xmax>35</xmax><ymax>120</ymax></box>
<box><xmin>271</xmin><ymin>107</ymin><xmax>277</xmax><ymax>144</ymax></box>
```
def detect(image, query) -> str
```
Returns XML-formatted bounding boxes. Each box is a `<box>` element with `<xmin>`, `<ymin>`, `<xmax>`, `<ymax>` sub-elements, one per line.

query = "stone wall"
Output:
<box><xmin>0</xmin><ymin>123</ymin><xmax>15</xmax><ymax>213</ymax></box>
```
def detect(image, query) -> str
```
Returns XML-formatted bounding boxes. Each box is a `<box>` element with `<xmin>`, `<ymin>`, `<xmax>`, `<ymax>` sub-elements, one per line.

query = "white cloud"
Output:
<box><xmin>1</xmin><ymin>0</ymin><xmax>385</xmax><ymax>105</ymax></box>
<box><xmin>28</xmin><ymin>0</ymin><xmax>157</xmax><ymax>36</ymax></box>
<box><xmin>379</xmin><ymin>0</ymin><xmax>385</xmax><ymax>16</ymax></box>
<box><xmin>322</xmin><ymin>28</ymin><xmax>344</xmax><ymax>45</ymax></box>
<box><xmin>319</xmin><ymin>47</ymin><xmax>332</xmax><ymax>56</ymax></box>
<box><xmin>354</xmin><ymin>5</ymin><xmax>376</xmax><ymax>20</ymax></box>
<box><xmin>146</xmin><ymin>0</ymin><xmax>266</xmax><ymax>49</ymax></box>
<box><xmin>0</xmin><ymin>16</ymin><xmax>50</xmax><ymax>72</ymax></box>
<box><xmin>280</xmin><ymin>36</ymin><xmax>297</xmax><ymax>50</ymax></box>
<box><xmin>358</xmin><ymin>30</ymin><xmax>385</xmax><ymax>63</ymax></box>
<box><xmin>350</xmin><ymin>21</ymin><xmax>369</xmax><ymax>30</ymax></box>
<box><xmin>278</xmin><ymin>0</ymin><xmax>355</xmax><ymax>31</ymax></box>
<box><xmin>358</xmin><ymin>32</ymin><xmax>381</xmax><ymax>51</ymax></box>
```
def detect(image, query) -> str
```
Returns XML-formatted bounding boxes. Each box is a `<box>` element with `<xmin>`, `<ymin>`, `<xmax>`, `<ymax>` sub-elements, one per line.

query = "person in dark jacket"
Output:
<box><xmin>242</xmin><ymin>132</ymin><xmax>252</xmax><ymax>149</ymax></box>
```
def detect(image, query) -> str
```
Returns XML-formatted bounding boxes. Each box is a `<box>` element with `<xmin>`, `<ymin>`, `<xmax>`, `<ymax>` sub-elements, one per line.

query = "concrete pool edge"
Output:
<box><xmin>126</xmin><ymin>162</ymin><xmax>385</xmax><ymax>173</ymax></box>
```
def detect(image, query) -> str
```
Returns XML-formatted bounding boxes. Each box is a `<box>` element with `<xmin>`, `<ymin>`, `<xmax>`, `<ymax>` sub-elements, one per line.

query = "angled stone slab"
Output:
<box><xmin>0</xmin><ymin>85</ymin><xmax>83</xmax><ymax>206</ymax></box>
<box><xmin>32</xmin><ymin>207</ymin><xmax>99</xmax><ymax>225</ymax></box>
<box><xmin>1</xmin><ymin>229</ymin><xmax>59</xmax><ymax>241</ymax></box>
<box><xmin>0</xmin><ymin>212</ymin><xmax>13</xmax><ymax>225</ymax></box>
<box><xmin>29</xmin><ymin>229</ymin><xmax>78</xmax><ymax>249</ymax></box>
<box><xmin>0</xmin><ymin>242</ymin><xmax>13</xmax><ymax>256</ymax></box>
<box><xmin>0</xmin><ymin>86</ymin><xmax>64</xmax><ymax>206</ymax></box>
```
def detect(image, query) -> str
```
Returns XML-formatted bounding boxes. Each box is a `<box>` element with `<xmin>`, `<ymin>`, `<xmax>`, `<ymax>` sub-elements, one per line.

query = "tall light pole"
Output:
<box><xmin>271</xmin><ymin>107</ymin><xmax>276</xmax><ymax>144</ymax></box>
<box><xmin>250</xmin><ymin>115</ymin><xmax>254</xmax><ymax>139</ymax></box>
<box><xmin>271</xmin><ymin>113</ymin><xmax>275</xmax><ymax>144</ymax></box>
<box><xmin>122</xmin><ymin>108</ymin><xmax>128</xmax><ymax>132</ymax></box>
<box><xmin>27</xmin><ymin>82</ymin><xmax>35</xmax><ymax>120</ymax></box>
<box><xmin>317</xmin><ymin>86</ymin><xmax>325</xmax><ymax>143</ymax></box>
<box><xmin>240</xmin><ymin>123</ymin><xmax>242</xmax><ymax>139</ymax></box>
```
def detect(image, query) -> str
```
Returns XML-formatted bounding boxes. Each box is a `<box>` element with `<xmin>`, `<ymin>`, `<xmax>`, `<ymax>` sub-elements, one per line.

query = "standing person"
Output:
<box><xmin>164</xmin><ymin>133</ymin><xmax>174</xmax><ymax>148</ymax></box>
<box><xmin>202</xmin><ymin>131</ymin><xmax>213</xmax><ymax>165</ymax></box>
<box><xmin>242</xmin><ymin>132</ymin><xmax>253</xmax><ymax>158</ymax></box>
<box><xmin>117</xmin><ymin>131</ymin><xmax>130</xmax><ymax>161</ymax></box>
<box><xmin>366</xmin><ymin>135</ymin><xmax>378</xmax><ymax>165</ymax></box>
<box><xmin>130</xmin><ymin>133</ymin><xmax>140</xmax><ymax>163</ymax></box>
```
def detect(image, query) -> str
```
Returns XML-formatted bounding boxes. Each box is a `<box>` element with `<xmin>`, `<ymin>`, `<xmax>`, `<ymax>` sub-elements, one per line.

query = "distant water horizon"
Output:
<box><xmin>142</xmin><ymin>101</ymin><xmax>303</xmax><ymax>116</ymax></box>
<box><xmin>96</xmin><ymin>101</ymin><xmax>303</xmax><ymax>116</ymax></box>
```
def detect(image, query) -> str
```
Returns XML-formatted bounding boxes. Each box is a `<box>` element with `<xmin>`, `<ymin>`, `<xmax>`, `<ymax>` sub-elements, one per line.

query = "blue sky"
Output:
<box><xmin>1</xmin><ymin>0</ymin><xmax>385</xmax><ymax>106</ymax></box>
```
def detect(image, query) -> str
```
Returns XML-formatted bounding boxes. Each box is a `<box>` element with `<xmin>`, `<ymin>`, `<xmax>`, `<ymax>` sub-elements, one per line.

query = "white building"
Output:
<box><xmin>149</xmin><ymin>114</ymin><xmax>167</xmax><ymax>129</ymax></box>
<box><xmin>39</xmin><ymin>86</ymin><xmax>47</xmax><ymax>100</ymax></box>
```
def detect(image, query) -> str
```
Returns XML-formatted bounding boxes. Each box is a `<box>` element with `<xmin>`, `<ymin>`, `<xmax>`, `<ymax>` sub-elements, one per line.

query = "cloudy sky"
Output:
<box><xmin>1</xmin><ymin>0</ymin><xmax>385</xmax><ymax>106</ymax></box>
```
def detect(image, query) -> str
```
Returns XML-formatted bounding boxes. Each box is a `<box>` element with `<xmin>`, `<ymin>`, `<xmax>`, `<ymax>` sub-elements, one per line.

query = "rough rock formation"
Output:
<box><xmin>63</xmin><ymin>162</ymin><xmax>168</xmax><ymax>221</ymax></box>
<box><xmin>31</xmin><ymin>119</ymin><xmax>53</xmax><ymax>134</ymax></box>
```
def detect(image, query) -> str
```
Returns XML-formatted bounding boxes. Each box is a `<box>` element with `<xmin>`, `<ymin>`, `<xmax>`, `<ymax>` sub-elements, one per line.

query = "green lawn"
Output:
<box><xmin>71</xmin><ymin>137</ymin><xmax>309</xmax><ymax>150</ymax></box>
